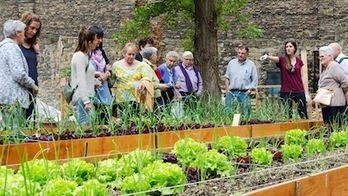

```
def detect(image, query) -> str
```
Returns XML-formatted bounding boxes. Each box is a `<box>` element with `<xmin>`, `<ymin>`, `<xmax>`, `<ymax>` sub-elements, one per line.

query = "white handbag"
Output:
<box><xmin>313</xmin><ymin>88</ymin><xmax>334</xmax><ymax>105</ymax></box>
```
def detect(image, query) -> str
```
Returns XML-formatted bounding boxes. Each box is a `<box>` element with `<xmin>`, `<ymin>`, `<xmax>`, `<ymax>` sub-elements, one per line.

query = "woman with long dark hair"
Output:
<box><xmin>261</xmin><ymin>41</ymin><xmax>308</xmax><ymax>119</ymax></box>
<box><xmin>88</xmin><ymin>25</ymin><xmax>112</xmax><ymax>123</ymax></box>
<box><xmin>70</xmin><ymin>27</ymin><xmax>100</xmax><ymax>125</ymax></box>
<box><xmin>19</xmin><ymin>12</ymin><xmax>42</xmax><ymax>122</ymax></box>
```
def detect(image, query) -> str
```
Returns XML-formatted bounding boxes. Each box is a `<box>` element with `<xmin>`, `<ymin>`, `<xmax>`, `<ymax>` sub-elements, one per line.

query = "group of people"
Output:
<box><xmin>229</xmin><ymin>41</ymin><xmax>348</xmax><ymax>126</ymax></box>
<box><xmin>1</xmin><ymin>13</ymin><xmax>347</xmax><ymax>128</ymax></box>
<box><xmin>0</xmin><ymin>14</ymin><xmax>41</xmax><ymax>129</ymax></box>
<box><xmin>71</xmin><ymin>33</ymin><xmax>204</xmax><ymax>125</ymax></box>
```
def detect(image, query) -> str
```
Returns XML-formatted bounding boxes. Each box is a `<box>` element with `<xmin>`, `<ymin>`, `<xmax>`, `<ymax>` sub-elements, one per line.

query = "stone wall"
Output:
<box><xmin>0</xmin><ymin>0</ymin><xmax>348</xmax><ymax>109</ymax></box>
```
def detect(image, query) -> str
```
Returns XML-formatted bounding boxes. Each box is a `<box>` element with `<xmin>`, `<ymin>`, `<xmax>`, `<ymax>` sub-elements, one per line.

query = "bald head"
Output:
<box><xmin>329</xmin><ymin>43</ymin><xmax>342</xmax><ymax>59</ymax></box>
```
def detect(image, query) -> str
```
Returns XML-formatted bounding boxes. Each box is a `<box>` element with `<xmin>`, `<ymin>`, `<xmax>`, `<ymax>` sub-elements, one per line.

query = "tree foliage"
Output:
<box><xmin>114</xmin><ymin>0</ymin><xmax>263</xmax><ymax>96</ymax></box>
<box><xmin>114</xmin><ymin>0</ymin><xmax>263</xmax><ymax>49</ymax></box>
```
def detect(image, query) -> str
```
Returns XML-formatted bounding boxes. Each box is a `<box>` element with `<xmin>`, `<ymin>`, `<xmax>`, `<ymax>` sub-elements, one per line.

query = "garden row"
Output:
<box><xmin>1</xmin><ymin>122</ymin><xmax>348</xmax><ymax>195</ymax></box>
<box><xmin>0</xmin><ymin>120</ymin><xmax>321</xmax><ymax>165</ymax></box>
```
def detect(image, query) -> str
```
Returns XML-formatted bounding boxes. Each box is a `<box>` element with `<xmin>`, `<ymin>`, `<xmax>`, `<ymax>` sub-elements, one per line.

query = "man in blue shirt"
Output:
<box><xmin>224</xmin><ymin>46</ymin><xmax>258</xmax><ymax>118</ymax></box>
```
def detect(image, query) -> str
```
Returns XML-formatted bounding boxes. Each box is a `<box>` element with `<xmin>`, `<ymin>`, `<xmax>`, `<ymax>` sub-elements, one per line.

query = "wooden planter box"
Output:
<box><xmin>243</xmin><ymin>164</ymin><xmax>348</xmax><ymax>196</ymax></box>
<box><xmin>0</xmin><ymin>120</ymin><xmax>323</xmax><ymax>166</ymax></box>
<box><xmin>0</xmin><ymin>134</ymin><xmax>155</xmax><ymax>165</ymax></box>
<box><xmin>251</xmin><ymin>120</ymin><xmax>322</xmax><ymax>138</ymax></box>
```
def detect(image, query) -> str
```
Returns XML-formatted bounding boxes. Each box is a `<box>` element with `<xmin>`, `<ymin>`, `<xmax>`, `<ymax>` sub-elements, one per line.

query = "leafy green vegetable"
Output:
<box><xmin>18</xmin><ymin>159</ymin><xmax>60</xmax><ymax>186</ymax></box>
<box><xmin>142</xmin><ymin>160</ymin><xmax>187</xmax><ymax>195</ymax></box>
<box><xmin>192</xmin><ymin>149</ymin><xmax>231</xmax><ymax>178</ymax></box>
<box><xmin>61</xmin><ymin>159</ymin><xmax>95</xmax><ymax>185</ymax></box>
<box><xmin>217</xmin><ymin>136</ymin><xmax>247</xmax><ymax>158</ymax></box>
<box><xmin>74</xmin><ymin>179</ymin><xmax>109</xmax><ymax>196</ymax></box>
<box><xmin>330</xmin><ymin>131</ymin><xmax>347</xmax><ymax>148</ymax></box>
<box><xmin>172</xmin><ymin>138</ymin><xmax>207</xmax><ymax>167</ymax></box>
<box><xmin>121</xmin><ymin>173</ymin><xmax>151</xmax><ymax>195</ymax></box>
<box><xmin>281</xmin><ymin>144</ymin><xmax>303</xmax><ymax>163</ymax></box>
<box><xmin>118</xmin><ymin>149</ymin><xmax>155</xmax><ymax>177</ymax></box>
<box><xmin>251</xmin><ymin>147</ymin><xmax>273</xmax><ymax>166</ymax></box>
<box><xmin>95</xmin><ymin>158</ymin><xmax>123</xmax><ymax>189</ymax></box>
<box><xmin>0</xmin><ymin>166</ymin><xmax>14</xmax><ymax>177</ymax></box>
<box><xmin>306</xmin><ymin>139</ymin><xmax>326</xmax><ymax>158</ymax></box>
<box><xmin>0</xmin><ymin>174</ymin><xmax>41</xmax><ymax>196</ymax></box>
<box><xmin>285</xmin><ymin>129</ymin><xmax>307</xmax><ymax>146</ymax></box>
<box><xmin>43</xmin><ymin>178</ymin><xmax>77</xmax><ymax>196</ymax></box>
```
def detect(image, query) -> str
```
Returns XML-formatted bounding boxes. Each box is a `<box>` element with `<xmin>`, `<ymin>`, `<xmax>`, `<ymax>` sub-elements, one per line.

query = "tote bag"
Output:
<box><xmin>95</xmin><ymin>80</ymin><xmax>112</xmax><ymax>105</ymax></box>
<box><xmin>313</xmin><ymin>88</ymin><xmax>334</xmax><ymax>105</ymax></box>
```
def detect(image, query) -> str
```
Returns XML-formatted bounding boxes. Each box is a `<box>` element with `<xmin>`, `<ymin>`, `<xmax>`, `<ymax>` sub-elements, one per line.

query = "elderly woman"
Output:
<box><xmin>158</xmin><ymin>51</ymin><xmax>179</xmax><ymax>105</ymax></box>
<box><xmin>0</xmin><ymin>19</ymin><xmax>38</xmax><ymax>129</ymax></box>
<box><xmin>110</xmin><ymin>43</ymin><xmax>152</xmax><ymax>115</ymax></box>
<box><xmin>317</xmin><ymin>46</ymin><xmax>348</xmax><ymax>126</ymax></box>
<box><xmin>142</xmin><ymin>46</ymin><xmax>168</xmax><ymax>107</ymax></box>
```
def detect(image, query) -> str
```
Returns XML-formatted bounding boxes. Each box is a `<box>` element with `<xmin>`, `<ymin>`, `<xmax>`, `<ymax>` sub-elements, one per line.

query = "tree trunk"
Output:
<box><xmin>194</xmin><ymin>0</ymin><xmax>220</xmax><ymax>98</ymax></box>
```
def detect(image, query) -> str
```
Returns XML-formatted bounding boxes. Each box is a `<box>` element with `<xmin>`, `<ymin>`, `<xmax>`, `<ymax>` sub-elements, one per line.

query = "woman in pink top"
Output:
<box><xmin>261</xmin><ymin>41</ymin><xmax>308</xmax><ymax>119</ymax></box>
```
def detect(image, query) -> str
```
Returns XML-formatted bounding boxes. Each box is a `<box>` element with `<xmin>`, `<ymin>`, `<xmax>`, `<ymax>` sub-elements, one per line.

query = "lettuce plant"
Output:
<box><xmin>172</xmin><ymin>138</ymin><xmax>207</xmax><ymax>167</ymax></box>
<box><xmin>0</xmin><ymin>166</ymin><xmax>14</xmax><ymax>177</ymax></box>
<box><xmin>121</xmin><ymin>173</ymin><xmax>151</xmax><ymax>195</ymax></box>
<box><xmin>330</xmin><ymin>131</ymin><xmax>347</xmax><ymax>148</ymax></box>
<box><xmin>18</xmin><ymin>159</ymin><xmax>60</xmax><ymax>186</ymax></box>
<box><xmin>0</xmin><ymin>174</ymin><xmax>41</xmax><ymax>196</ymax></box>
<box><xmin>74</xmin><ymin>179</ymin><xmax>109</xmax><ymax>196</ymax></box>
<box><xmin>251</xmin><ymin>147</ymin><xmax>273</xmax><ymax>166</ymax></box>
<box><xmin>281</xmin><ymin>144</ymin><xmax>303</xmax><ymax>163</ymax></box>
<box><xmin>217</xmin><ymin>136</ymin><xmax>247</xmax><ymax>158</ymax></box>
<box><xmin>95</xmin><ymin>158</ymin><xmax>123</xmax><ymax>189</ymax></box>
<box><xmin>192</xmin><ymin>149</ymin><xmax>231</xmax><ymax>179</ymax></box>
<box><xmin>306</xmin><ymin>138</ymin><xmax>326</xmax><ymax>158</ymax></box>
<box><xmin>142</xmin><ymin>160</ymin><xmax>187</xmax><ymax>195</ymax></box>
<box><xmin>285</xmin><ymin>129</ymin><xmax>307</xmax><ymax>146</ymax></box>
<box><xmin>118</xmin><ymin>149</ymin><xmax>155</xmax><ymax>177</ymax></box>
<box><xmin>61</xmin><ymin>159</ymin><xmax>95</xmax><ymax>185</ymax></box>
<box><xmin>43</xmin><ymin>178</ymin><xmax>77</xmax><ymax>196</ymax></box>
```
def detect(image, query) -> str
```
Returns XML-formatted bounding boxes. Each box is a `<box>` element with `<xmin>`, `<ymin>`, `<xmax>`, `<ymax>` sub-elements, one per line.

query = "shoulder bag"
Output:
<box><xmin>63</xmin><ymin>61</ymin><xmax>89</xmax><ymax>103</ymax></box>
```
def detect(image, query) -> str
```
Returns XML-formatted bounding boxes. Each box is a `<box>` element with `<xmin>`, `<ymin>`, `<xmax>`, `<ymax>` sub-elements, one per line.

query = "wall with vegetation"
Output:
<box><xmin>0</xmin><ymin>0</ymin><xmax>347</xmax><ymax>109</ymax></box>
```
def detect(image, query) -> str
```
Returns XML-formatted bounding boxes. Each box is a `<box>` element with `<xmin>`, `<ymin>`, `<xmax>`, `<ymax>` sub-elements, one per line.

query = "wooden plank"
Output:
<box><xmin>299</xmin><ymin>173</ymin><xmax>327</xmax><ymax>195</ymax></box>
<box><xmin>243</xmin><ymin>181</ymin><xmax>296</xmax><ymax>196</ymax></box>
<box><xmin>327</xmin><ymin>165</ymin><xmax>348</xmax><ymax>195</ymax></box>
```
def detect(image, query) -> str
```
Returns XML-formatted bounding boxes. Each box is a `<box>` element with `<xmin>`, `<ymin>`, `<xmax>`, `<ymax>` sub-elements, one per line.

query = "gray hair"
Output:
<box><xmin>142</xmin><ymin>46</ymin><xmax>157</xmax><ymax>60</ymax></box>
<box><xmin>329</xmin><ymin>42</ymin><xmax>342</xmax><ymax>52</ymax></box>
<box><xmin>3</xmin><ymin>19</ymin><xmax>26</xmax><ymax>38</ymax></box>
<box><xmin>166</xmin><ymin>51</ymin><xmax>179</xmax><ymax>59</ymax></box>
<box><xmin>182</xmin><ymin>51</ymin><xmax>193</xmax><ymax>58</ymax></box>
<box><xmin>319</xmin><ymin>46</ymin><xmax>334</xmax><ymax>60</ymax></box>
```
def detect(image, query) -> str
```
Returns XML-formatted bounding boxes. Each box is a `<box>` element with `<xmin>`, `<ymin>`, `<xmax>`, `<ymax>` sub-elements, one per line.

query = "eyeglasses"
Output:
<box><xmin>184</xmin><ymin>58</ymin><xmax>193</xmax><ymax>61</ymax></box>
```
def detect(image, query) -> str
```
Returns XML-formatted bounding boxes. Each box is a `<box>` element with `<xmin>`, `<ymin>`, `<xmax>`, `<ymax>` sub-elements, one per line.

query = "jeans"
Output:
<box><xmin>225</xmin><ymin>91</ymin><xmax>251</xmax><ymax>118</ymax></box>
<box><xmin>76</xmin><ymin>98</ymin><xmax>93</xmax><ymax>126</ymax></box>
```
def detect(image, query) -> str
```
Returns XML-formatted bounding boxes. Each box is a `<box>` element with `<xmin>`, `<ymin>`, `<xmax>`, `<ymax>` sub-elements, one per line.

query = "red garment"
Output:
<box><xmin>277</xmin><ymin>56</ymin><xmax>305</xmax><ymax>93</ymax></box>
<box><xmin>154</xmin><ymin>68</ymin><xmax>163</xmax><ymax>81</ymax></box>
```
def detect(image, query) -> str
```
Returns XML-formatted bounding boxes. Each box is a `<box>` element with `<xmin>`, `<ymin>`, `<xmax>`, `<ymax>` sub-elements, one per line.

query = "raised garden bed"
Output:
<box><xmin>2</xmin><ymin>123</ymin><xmax>348</xmax><ymax>195</ymax></box>
<box><xmin>0</xmin><ymin>120</ymin><xmax>322</xmax><ymax>166</ymax></box>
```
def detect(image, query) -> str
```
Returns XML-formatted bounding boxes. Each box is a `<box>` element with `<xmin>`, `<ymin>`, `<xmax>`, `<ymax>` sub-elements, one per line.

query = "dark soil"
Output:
<box><xmin>180</xmin><ymin>148</ymin><xmax>348</xmax><ymax>195</ymax></box>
